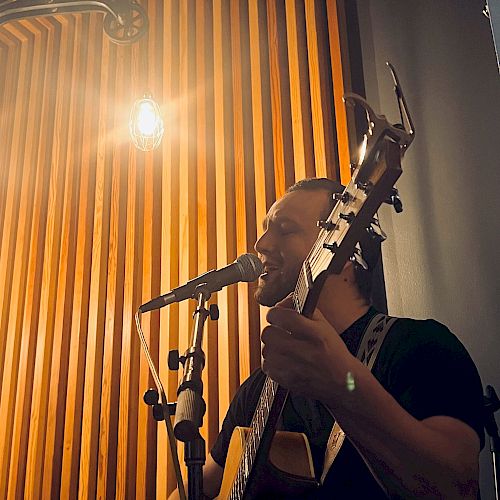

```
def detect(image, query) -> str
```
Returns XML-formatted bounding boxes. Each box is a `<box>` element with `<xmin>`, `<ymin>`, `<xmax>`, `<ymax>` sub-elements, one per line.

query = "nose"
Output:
<box><xmin>254</xmin><ymin>229</ymin><xmax>272</xmax><ymax>255</ymax></box>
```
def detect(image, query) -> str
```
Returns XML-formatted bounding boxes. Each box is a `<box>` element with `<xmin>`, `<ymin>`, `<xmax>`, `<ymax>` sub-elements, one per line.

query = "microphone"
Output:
<box><xmin>139</xmin><ymin>253</ymin><xmax>263</xmax><ymax>313</ymax></box>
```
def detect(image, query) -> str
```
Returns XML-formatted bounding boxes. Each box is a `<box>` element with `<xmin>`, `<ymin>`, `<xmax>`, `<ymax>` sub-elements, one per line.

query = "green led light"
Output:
<box><xmin>346</xmin><ymin>371</ymin><xmax>355</xmax><ymax>392</ymax></box>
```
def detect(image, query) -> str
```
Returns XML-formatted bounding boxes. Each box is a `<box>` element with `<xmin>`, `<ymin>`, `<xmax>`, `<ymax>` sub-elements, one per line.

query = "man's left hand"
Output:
<box><xmin>261</xmin><ymin>296</ymin><xmax>355</xmax><ymax>402</ymax></box>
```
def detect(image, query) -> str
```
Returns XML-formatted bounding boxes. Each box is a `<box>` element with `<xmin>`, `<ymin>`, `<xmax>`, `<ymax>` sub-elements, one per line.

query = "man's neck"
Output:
<box><xmin>317</xmin><ymin>276</ymin><xmax>370</xmax><ymax>334</ymax></box>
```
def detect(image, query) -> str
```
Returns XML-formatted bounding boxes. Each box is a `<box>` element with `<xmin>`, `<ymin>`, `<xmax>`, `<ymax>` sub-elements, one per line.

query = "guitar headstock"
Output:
<box><xmin>310</xmin><ymin>139</ymin><xmax>403</xmax><ymax>281</ymax></box>
<box><xmin>293</xmin><ymin>64</ymin><xmax>415</xmax><ymax>315</ymax></box>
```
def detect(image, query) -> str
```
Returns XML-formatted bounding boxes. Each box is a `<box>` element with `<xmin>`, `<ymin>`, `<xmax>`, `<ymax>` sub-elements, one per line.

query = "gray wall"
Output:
<box><xmin>357</xmin><ymin>1</ymin><xmax>500</xmax><ymax>497</ymax></box>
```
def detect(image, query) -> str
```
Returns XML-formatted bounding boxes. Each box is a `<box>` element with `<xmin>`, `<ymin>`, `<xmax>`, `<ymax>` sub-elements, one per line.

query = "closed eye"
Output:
<box><xmin>278</xmin><ymin>224</ymin><xmax>300</xmax><ymax>236</ymax></box>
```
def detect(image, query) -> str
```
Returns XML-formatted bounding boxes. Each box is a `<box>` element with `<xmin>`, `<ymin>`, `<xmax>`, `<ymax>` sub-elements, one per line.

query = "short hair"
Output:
<box><xmin>286</xmin><ymin>177</ymin><xmax>382</xmax><ymax>302</ymax></box>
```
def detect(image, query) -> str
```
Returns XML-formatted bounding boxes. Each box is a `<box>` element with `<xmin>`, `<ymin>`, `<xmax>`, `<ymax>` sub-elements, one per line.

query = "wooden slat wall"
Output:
<box><xmin>0</xmin><ymin>1</ymin><xmax>353</xmax><ymax>498</ymax></box>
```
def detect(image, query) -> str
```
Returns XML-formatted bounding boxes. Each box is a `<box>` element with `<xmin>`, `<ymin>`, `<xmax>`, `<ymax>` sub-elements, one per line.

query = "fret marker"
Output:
<box><xmin>346</xmin><ymin>371</ymin><xmax>355</xmax><ymax>392</ymax></box>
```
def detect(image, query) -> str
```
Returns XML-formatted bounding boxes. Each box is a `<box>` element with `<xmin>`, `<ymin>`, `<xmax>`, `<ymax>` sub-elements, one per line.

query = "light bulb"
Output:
<box><xmin>129</xmin><ymin>95</ymin><xmax>164</xmax><ymax>151</ymax></box>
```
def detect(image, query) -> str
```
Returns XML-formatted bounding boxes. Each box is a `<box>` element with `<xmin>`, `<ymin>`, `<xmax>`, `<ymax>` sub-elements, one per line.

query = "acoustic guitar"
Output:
<box><xmin>218</xmin><ymin>64</ymin><xmax>415</xmax><ymax>499</ymax></box>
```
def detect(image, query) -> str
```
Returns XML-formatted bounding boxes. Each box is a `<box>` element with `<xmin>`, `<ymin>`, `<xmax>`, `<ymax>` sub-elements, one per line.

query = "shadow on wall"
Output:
<box><xmin>357</xmin><ymin>1</ymin><xmax>500</xmax><ymax>498</ymax></box>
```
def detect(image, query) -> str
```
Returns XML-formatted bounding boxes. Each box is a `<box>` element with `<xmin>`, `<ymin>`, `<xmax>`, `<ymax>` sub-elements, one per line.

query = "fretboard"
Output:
<box><xmin>229</xmin><ymin>268</ymin><xmax>316</xmax><ymax>499</ymax></box>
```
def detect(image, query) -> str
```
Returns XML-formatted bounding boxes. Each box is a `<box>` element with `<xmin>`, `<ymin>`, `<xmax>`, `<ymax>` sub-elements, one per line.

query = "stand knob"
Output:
<box><xmin>209</xmin><ymin>304</ymin><xmax>219</xmax><ymax>320</ymax></box>
<box><xmin>143</xmin><ymin>388</ymin><xmax>159</xmax><ymax>405</ymax></box>
<box><xmin>169</xmin><ymin>349</ymin><xmax>186</xmax><ymax>370</ymax></box>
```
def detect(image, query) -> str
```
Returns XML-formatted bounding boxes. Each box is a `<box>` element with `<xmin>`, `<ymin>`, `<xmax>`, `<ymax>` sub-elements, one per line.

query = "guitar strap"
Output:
<box><xmin>320</xmin><ymin>313</ymin><xmax>398</xmax><ymax>484</ymax></box>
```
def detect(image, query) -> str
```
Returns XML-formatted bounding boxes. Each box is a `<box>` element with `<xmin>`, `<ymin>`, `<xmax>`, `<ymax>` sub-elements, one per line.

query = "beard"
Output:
<box><xmin>254</xmin><ymin>266</ymin><xmax>299</xmax><ymax>307</ymax></box>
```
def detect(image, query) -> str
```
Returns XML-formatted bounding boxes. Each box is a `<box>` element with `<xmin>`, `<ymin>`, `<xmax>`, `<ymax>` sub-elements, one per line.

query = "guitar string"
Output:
<box><xmin>230</xmin><ymin>378</ymin><xmax>270</xmax><ymax>497</ymax></box>
<box><xmin>235</xmin><ymin>381</ymin><xmax>268</xmax><ymax>498</ymax></box>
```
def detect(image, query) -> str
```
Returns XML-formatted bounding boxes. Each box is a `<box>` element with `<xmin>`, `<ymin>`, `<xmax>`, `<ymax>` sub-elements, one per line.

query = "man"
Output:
<box><xmin>199</xmin><ymin>178</ymin><xmax>484</xmax><ymax>498</ymax></box>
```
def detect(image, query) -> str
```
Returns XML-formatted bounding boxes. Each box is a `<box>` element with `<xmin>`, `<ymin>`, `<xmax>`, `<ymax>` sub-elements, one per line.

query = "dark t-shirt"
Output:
<box><xmin>211</xmin><ymin>308</ymin><xmax>485</xmax><ymax>498</ymax></box>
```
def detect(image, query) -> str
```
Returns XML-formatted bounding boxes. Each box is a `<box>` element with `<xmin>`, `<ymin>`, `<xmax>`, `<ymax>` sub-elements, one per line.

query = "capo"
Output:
<box><xmin>343</xmin><ymin>62</ymin><xmax>415</xmax><ymax>171</ymax></box>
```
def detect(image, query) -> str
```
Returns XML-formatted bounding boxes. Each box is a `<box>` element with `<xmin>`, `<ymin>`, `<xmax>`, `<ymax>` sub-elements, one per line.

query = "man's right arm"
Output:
<box><xmin>202</xmin><ymin>453</ymin><xmax>224</xmax><ymax>498</ymax></box>
<box><xmin>167</xmin><ymin>453</ymin><xmax>224</xmax><ymax>500</ymax></box>
<box><xmin>169</xmin><ymin>370</ymin><xmax>263</xmax><ymax>499</ymax></box>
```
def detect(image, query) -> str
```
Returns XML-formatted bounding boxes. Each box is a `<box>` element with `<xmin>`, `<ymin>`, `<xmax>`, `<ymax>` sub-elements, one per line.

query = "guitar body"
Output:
<box><xmin>217</xmin><ymin>426</ymin><xmax>318</xmax><ymax>499</ymax></box>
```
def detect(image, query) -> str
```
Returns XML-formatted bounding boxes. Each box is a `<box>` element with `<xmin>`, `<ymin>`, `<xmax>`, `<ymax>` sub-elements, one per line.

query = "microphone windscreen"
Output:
<box><xmin>235</xmin><ymin>253</ymin><xmax>263</xmax><ymax>282</ymax></box>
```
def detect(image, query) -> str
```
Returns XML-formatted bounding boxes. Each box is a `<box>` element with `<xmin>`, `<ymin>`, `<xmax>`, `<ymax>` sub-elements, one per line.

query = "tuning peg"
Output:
<box><xmin>323</xmin><ymin>242</ymin><xmax>338</xmax><ymax>253</ymax></box>
<box><xmin>333</xmin><ymin>192</ymin><xmax>352</xmax><ymax>204</ymax></box>
<box><xmin>350</xmin><ymin>246</ymin><xmax>368</xmax><ymax>270</ymax></box>
<box><xmin>356</xmin><ymin>181</ymin><xmax>373</xmax><ymax>193</ymax></box>
<box><xmin>367</xmin><ymin>217</ymin><xmax>387</xmax><ymax>243</ymax></box>
<box><xmin>317</xmin><ymin>220</ymin><xmax>336</xmax><ymax>231</ymax></box>
<box><xmin>339</xmin><ymin>212</ymin><xmax>355</xmax><ymax>224</ymax></box>
<box><xmin>366</xmin><ymin>226</ymin><xmax>386</xmax><ymax>244</ymax></box>
<box><xmin>385</xmin><ymin>188</ymin><xmax>403</xmax><ymax>213</ymax></box>
<box><xmin>392</xmin><ymin>195</ymin><xmax>403</xmax><ymax>213</ymax></box>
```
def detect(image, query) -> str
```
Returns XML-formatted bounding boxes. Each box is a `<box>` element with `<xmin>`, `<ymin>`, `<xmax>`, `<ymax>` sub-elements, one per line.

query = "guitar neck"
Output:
<box><xmin>230</xmin><ymin>273</ymin><xmax>317</xmax><ymax>498</ymax></box>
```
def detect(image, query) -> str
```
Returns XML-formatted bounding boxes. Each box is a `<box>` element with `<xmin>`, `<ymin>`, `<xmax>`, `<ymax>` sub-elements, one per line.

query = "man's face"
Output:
<box><xmin>254</xmin><ymin>189</ymin><xmax>331</xmax><ymax>306</ymax></box>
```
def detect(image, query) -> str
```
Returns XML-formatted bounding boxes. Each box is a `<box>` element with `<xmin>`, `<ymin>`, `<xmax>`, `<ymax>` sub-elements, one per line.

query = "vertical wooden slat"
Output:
<box><xmin>159</xmin><ymin>2</ymin><xmax>176</xmax><ymax>498</ymax></box>
<box><xmin>0</xmin><ymin>38</ymin><xmax>7</xmax><ymax>240</ymax></box>
<box><xmin>305</xmin><ymin>0</ymin><xmax>328</xmax><ymax>178</ymax></box>
<box><xmin>266</xmin><ymin>0</ymin><xmax>287</xmax><ymax>196</ymax></box>
<box><xmin>285</xmin><ymin>0</ymin><xmax>317</xmax><ymax>180</ymax></box>
<box><xmin>285</xmin><ymin>0</ymin><xmax>307</xmax><ymax>180</ymax></box>
<box><xmin>231</xmin><ymin>0</ymin><xmax>260</xmax><ymax>382</ymax></box>
<box><xmin>197</xmin><ymin>0</ymin><xmax>221</xmax><ymax>452</ymax></box>
<box><xmin>0</xmin><ymin>31</ymin><xmax>19</xmax><ymax>258</ymax></box>
<box><xmin>0</xmin><ymin>29</ymin><xmax>23</xmax><ymax>384</ymax></box>
<box><xmin>248</xmin><ymin>0</ymin><xmax>269</xmax><ymax>343</ymax></box>
<box><xmin>248</xmin><ymin>0</ymin><xmax>270</xmax><ymax>234</ymax></box>
<box><xmin>4</xmin><ymin>20</ymin><xmax>48</xmax><ymax>499</ymax></box>
<box><xmin>24</xmin><ymin>17</ymin><xmax>66</xmax><ymax>499</ymax></box>
<box><xmin>136</xmin><ymin>1</ymin><xmax>162</xmax><ymax>498</ymax></box>
<box><xmin>213</xmin><ymin>0</ymin><xmax>239</xmax><ymax>419</ymax></box>
<box><xmin>240</xmin><ymin>0</ymin><xmax>261</xmax><ymax>379</ymax></box>
<box><xmin>96</xmin><ymin>40</ymin><xmax>128</xmax><ymax>500</ymax></box>
<box><xmin>177</xmin><ymin>0</ymin><xmax>197</xmax><ymax>364</ymax></box>
<box><xmin>40</xmin><ymin>15</ymin><xmax>78</xmax><ymax>499</ymax></box>
<box><xmin>230</xmin><ymin>0</ymin><xmax>249</xmax><ymax>380</ymax></box>
<box><xmin>60</xmin><ymin>13</ymin><xmax>98</xmax><ymax>499</ymax></box>
<box><xmin>78</xmin><ymin>21</ymin><xmax>110</xmax><ymax>500</ymax></box>
<box><xmin>327</xmin><ymin>0</ymin><xmax>352</xmax><ymax>185</ymax></box>
<box><xmin>0</xmin><ymin>23</ymin><xmax>34</xmax><ymax>499</ymax></box>
<box><xmin>116</xmin><ymin>147</ymin><xmax>140</xmax><ymax>499</ymax></box>
<box><xmin>313</xmin><ymin>0</ymin><xmax>338</xmax><ymax>180</ymax></box>
<box><xmin>195</xmin><ymin>0</ymin><xmax>209</xmax><ymax>444</ymax></box>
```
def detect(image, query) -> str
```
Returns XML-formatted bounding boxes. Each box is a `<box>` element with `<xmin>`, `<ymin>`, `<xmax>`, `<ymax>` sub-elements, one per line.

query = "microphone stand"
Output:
<box><xmin>484</xmin><ymin>385</ymin><xmax>500</xmax><ymax>500</ymax></box>
<box><xmin>173</xmin><ymin>284</ymin><xmax>219</xmax><ymax>500</ymax></box>
<box><xmin>136</xmin><ymin>312</ymin><xmax>186</xmax><ymax>500</ymax></box>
